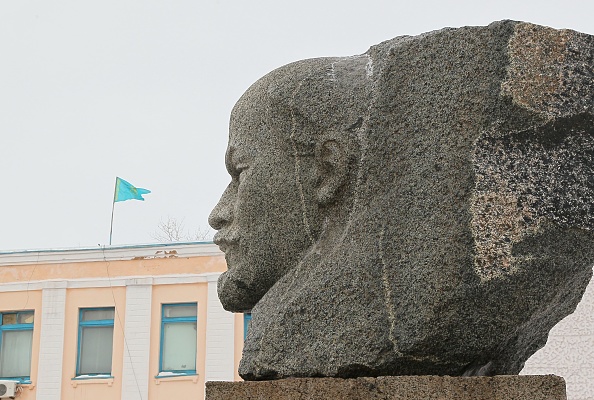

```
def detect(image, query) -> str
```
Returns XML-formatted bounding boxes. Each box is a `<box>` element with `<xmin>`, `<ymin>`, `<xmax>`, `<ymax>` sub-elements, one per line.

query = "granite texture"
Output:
<box><xmin>206</xmin><ymin>376</ymin><xmax>567</xmax><ymax>400</ymax></box>
<box><xmin>209</xmin><ymin>20</ymin><xmax>594</xmax><ymax>380</ymax></box>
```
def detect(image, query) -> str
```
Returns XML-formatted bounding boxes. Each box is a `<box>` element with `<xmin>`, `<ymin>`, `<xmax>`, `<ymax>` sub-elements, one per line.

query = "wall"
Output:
<box><xmin>522</xmin><ymin>270</ymin><xmax>594</xmax><ymax>400</ymax></box>
<box><xmin>148</xmin><ymin>283</ymin><xmax>207</xmax><ymax>400</ymax></box>
<box><xmin>0</xmin><ymin>243</ymin><xmax>234</xmax><ymax>400</ymax></box>
<box><xmin>0</xmin><ymin>290</ymin><xmax>42</xmax><ymax>400</ymax></box>
<box><xmin>61</xmin><ymin>287</ymin><xmax>126</xmax><ymax>400</ymax></box>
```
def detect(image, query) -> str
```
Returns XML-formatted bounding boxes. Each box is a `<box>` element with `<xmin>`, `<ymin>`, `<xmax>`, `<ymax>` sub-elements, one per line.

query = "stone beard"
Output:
<box><xmin>209</xmin><ymin>20</ymin><xmax>594</xmax><ymax>380</ymax></box>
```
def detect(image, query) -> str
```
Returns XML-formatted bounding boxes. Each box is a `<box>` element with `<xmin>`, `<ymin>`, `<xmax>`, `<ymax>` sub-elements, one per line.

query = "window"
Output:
<box><xmin>77</xmin><ymin>308</ymin><xmax>114</xmax><ymax>377</ymax></box>
<box><xmin>0</xmin><ymin>311</ymin><xmax>34</xmax><ymax>382</ymax></box>
<box><xmin>244</xmin><ymin>312</ymin><xmax>252</xmax><ymax>339</ymax></box>
<box><xmin>160</xmin><ymin>303</ymin><xmax>197</xmax><ymax>375</ymax></box>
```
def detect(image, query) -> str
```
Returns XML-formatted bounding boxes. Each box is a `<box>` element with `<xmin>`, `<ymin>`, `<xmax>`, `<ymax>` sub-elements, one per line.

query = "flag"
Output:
<box><xmin>114</xmin><ymin>177</ymin><xmax>151</xmax><ymax>202</ymax></box>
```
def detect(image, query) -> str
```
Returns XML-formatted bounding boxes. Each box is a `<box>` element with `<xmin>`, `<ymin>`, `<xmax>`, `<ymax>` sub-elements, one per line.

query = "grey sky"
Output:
<box><xmin>1</xmin><ymin>0</ymin><xmax>593</xmax><ymax>250</ymax></box>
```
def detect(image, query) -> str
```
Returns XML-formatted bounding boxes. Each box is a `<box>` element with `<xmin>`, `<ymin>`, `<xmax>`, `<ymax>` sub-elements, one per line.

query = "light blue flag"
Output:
<box><xmin>114</xmin><ymin>177</ymin><xmax>151</xmax><ymax>202</ymax></box>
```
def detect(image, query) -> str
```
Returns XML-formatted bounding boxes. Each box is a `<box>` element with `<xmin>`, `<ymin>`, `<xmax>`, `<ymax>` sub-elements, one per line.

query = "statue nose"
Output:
<box><xmin>208</xmin><ymin>186</ymin><xmax>234</xmax><ymax>230</ymax></box>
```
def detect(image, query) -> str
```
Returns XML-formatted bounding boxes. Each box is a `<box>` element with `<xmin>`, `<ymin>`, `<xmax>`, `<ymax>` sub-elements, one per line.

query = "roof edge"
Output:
<box><xmin>0</xmin><ymin>242</ymin><xmax>223</xmax><ymax>266</ymax></box>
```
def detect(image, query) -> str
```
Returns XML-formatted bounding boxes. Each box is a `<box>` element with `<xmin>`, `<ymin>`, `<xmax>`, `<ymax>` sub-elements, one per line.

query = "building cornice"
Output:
<box><xmin>0</xmin><ymin>242</ymin><xmax>223</xmax><ymax>266</ymax></box>
<box><xmin>0</xmin><ymin>272</ymin><xmax>223</xmax><ymax>292</ymax></box>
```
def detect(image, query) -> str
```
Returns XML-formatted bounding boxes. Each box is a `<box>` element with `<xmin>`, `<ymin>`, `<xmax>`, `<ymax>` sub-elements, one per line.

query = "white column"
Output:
<box><xmin>204</xmin><ymin>273</ymin><xmax>235</xmax><ymax>381</ymax></box>
<box><xmin>121</xmin><ymin>278</ymin><xmax>153</xmax><ymax>400</ymax></box>
<box><xmin>36</xmin><ymin>282</ymin><xmax>67</xmax><ymax>400</ymax></box>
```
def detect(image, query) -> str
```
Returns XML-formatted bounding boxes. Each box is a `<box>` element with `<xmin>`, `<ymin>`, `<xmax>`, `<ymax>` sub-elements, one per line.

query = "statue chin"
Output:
<box><xmin>217</xmin><ymin>272</ymin><xmax>260</xmax><ymax>313</ymax></box>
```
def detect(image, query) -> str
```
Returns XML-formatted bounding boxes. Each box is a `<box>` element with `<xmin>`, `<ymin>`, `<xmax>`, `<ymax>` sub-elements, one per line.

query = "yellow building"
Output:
<box><xmin>0</xmin><ymin>242</ymin><xmax>244</xmax><ymax>400</ymax></box>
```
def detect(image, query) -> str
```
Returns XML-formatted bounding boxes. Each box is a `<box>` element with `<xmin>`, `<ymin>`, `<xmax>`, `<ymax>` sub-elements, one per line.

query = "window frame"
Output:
<box><xmin>75</xmin><ymin>307</ymin><xmax>115</xmax><ymax>378</ymax></box>
<box><xmin>243</xmin><ymin>312</ymin><xmax>252</xmax><ymax>340</ymax></box>
<box><xmin>159</xmin><ymin>303</ymin><xmax>198</xmax><ymax>376</ymax></box>
<box><xmin>0</xmin><ymin>310</ymin><xmax>34</xmax><ymax>383</ymax></box>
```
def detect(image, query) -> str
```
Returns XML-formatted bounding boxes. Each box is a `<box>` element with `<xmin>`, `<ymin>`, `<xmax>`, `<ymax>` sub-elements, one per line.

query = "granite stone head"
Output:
<box><xmin>209</xmin><ymin>57</ymin><xmax>371</xmax><ymax>312</ymax></box>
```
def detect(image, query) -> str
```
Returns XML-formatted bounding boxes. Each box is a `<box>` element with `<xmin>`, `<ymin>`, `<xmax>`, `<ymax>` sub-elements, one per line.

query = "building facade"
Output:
<box><xmin>0</xmin><ymin>243</ymin><xmax>243</xmax><ymax>400</ymax></box>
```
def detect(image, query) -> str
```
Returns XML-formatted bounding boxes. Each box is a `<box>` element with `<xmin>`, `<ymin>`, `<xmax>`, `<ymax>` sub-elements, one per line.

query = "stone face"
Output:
<box><xmin>206</xmin><ymin>376</ymin><xmax>568</xmax><ymax>400</ymax></box>
<box><xmin>209</xmin><ymin>20</ymin><xmax>594</xmax><ymax>380</ymax></box>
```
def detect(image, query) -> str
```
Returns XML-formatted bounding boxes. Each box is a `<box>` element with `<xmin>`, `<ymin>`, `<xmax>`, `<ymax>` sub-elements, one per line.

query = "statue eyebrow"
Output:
<box><xmin>225</xmin><ymin>146</ymin><xmax>252</xmax><ymax>176</ymax></box>
<box><xmin>224</xmin><ymin>147</ymin><xmax>236</xmax><ymax>174</ymax></box>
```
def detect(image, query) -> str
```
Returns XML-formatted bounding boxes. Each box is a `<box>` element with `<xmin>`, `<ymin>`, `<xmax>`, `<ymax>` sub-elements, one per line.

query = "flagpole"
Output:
<box><xmin>109</xmin><ymin>177</ymin><xmax>117</xmax><ymax>245</ymax></box>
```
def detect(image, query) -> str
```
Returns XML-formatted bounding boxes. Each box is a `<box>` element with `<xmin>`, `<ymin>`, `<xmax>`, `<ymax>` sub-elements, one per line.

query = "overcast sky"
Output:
<box><xmin>1</xmin><ymin>1</ymin><xmax>593</xmax><ymax>251</ymax></box>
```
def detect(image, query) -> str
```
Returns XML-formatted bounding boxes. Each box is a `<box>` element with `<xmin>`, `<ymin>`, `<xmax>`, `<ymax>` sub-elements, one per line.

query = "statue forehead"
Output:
<box><xmin>229</xmin><ymin>66</ymin><xmax>297</xmax><ymax>133</ymax></box>
<box><xmin>230</xmin><ymin>55</ymin><xmax>370</xmax><ymax>123</ymax></box>
<box><xmin>228</xmin><ymin>93</ymin><xmax>291</xmax><ymax>149</ymax></box>
<box><xmin>228</xmin><ymin>64</ymin><xmax>319</xmax><ymax>154</ymax></box>
<box><xmin>227</xmin><ymin>98</ymin><xmax>298</xmax><ymax>163</ymax></box>
<box><xmin>230</xmin><ymin>55</ymin><xmax>372</xmax><ymax>154</ymax></box>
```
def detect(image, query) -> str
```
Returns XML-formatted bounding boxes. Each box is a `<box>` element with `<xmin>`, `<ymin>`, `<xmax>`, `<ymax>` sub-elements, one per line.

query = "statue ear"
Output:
<box><xmin>315</xmin><ymin>139</ymin><xmax>349</xmax><ymax>205</ymax></box>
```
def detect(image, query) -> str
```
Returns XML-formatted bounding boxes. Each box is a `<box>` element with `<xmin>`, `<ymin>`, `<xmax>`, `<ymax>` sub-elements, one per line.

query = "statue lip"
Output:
<box><xmin>213</xmin><ymin>232</ymin><xmax>238</xmax><ymax>253</ymax></box>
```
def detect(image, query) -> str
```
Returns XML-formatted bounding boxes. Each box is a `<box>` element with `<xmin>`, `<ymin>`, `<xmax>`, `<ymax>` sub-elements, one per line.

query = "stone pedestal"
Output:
<box><xmin>206</xmin><ymin>375</ymin><xmax>567</xmax><ymax>400</ymax></box>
